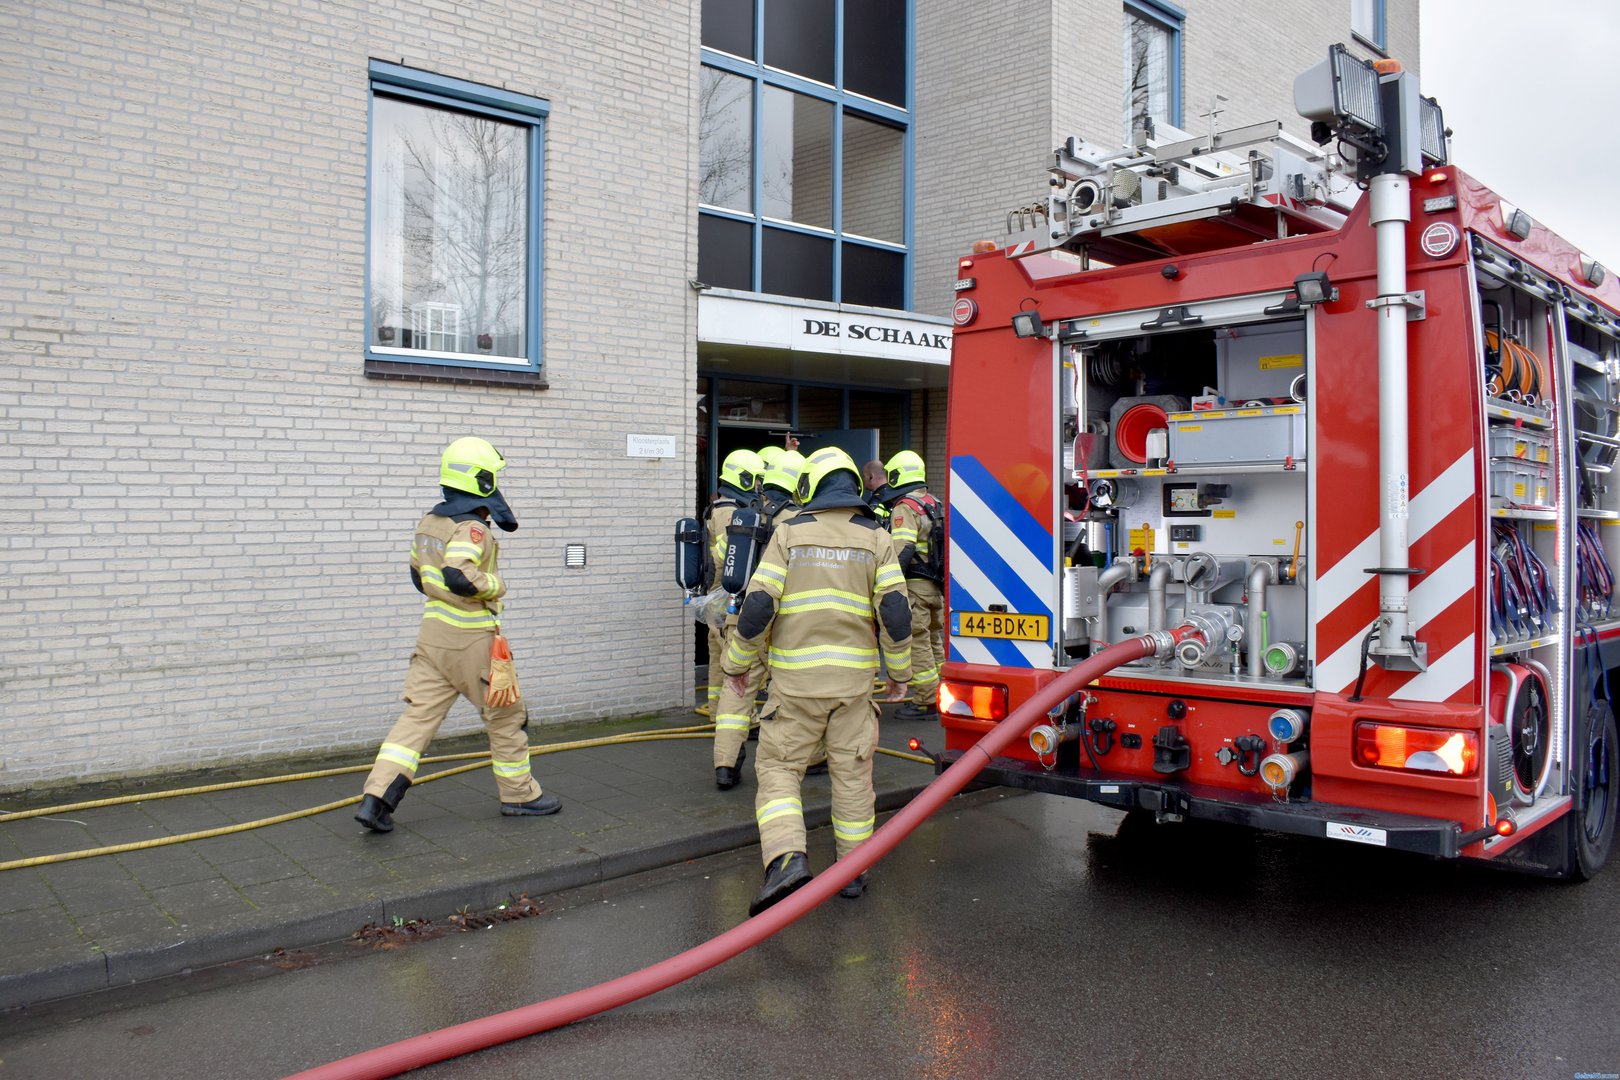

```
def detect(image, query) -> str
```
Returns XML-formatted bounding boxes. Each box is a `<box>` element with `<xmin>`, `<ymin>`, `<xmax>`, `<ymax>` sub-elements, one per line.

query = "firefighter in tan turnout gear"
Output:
<box><xmin>355</xmin><ymin>438</ymin><xmax>561</xmax><ymax>833</ymax></box>
<box><xmin>699</xmin><ymin>449</ymin><xmax>763</xmax><ymax>719</ymax></box>
<box><xmin>711</xmin><ymin>449</ymin><xmax>805</xmax><ymax>788</ymax></box>
<box><xmin>723</xmin><ymin>447</ymin><xmax>913</xmax><ymax>915</ymax></box>
<box><xmin>882</xmin><ymin>450</ymin><xmax>946</xmax><ymax>722</ymax></box>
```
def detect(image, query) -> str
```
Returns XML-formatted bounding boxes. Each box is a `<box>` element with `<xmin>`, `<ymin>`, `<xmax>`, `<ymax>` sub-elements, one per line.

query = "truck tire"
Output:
<box><xmin>1566</xmin><ymin>700</ymin><xmax>1617</xmax><ymax>880</ymax></box>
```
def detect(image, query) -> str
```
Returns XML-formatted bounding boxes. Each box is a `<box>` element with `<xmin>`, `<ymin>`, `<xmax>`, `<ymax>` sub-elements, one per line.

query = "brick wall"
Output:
<box><xmin>0</xmin><ymin>0</ymin><xmax>700</xmax><ymax>791</ymax></box>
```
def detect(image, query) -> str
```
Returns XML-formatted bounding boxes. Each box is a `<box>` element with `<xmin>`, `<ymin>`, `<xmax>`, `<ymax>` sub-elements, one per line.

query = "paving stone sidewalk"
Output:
<box><xmin>0</xmin><ymin>704</ymin><xmax>940</xmax><ymax>1011</ymax></box>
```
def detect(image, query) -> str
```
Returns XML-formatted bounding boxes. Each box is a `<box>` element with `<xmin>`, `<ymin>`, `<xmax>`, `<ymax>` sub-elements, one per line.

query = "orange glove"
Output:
<box><xmin>486</xmin><ymin>635</ymin><xmax>521</xmax><ymax>708</ymax></box>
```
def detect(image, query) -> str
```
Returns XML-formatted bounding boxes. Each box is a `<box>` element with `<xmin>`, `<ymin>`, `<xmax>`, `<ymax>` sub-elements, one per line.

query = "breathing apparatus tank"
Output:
<box><xmin>675</xmin><ymin>517</ymin><xmax>705</xmax><ymax>591</ymax></box>
<box><xmin>721</xmin><ymin>507</ymin><xmax>770</xmax><ymax>595</ymax></box>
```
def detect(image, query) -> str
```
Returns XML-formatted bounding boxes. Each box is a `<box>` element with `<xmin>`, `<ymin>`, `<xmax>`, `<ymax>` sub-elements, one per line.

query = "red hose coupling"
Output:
<box><xmin>1144</xmin><ymin>624</ymin><xmax>1203</xmax><ymax>659</ymax></box>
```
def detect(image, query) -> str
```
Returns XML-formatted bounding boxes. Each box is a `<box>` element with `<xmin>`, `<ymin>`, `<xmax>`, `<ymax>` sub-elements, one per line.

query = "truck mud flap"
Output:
<box><xmin>937</xmin><ymin>750</ymin><xmax>1466</xmax><ymax>858</ymax></box>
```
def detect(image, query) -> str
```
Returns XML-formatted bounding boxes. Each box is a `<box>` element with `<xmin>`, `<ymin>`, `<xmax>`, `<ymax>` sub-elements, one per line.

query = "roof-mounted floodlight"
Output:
<box><xmin>1418</xmin><ymin>96</ymin><xmax>1448</xmax><ymax>166</ymax></box>
<box><xmin>1295</xmin><ymin>43</ymin><xmax>1384</xmax><ymax>143</ymax></box>
<box><xmin>1500</xmin><ymin>202</ymin><xmax>1534</xmax><ymax>241</ymax></box>
<box><xmin>1579</xmin><ymin>255</ymin><xmax>1607</xmax><ymax>288</ymax></box>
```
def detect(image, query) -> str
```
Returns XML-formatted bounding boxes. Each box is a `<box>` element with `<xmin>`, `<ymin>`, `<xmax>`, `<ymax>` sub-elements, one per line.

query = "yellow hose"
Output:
<box><xmin>0</xmin><ymin>725</ymin><xmax>934</xmax><ymax>873</ymax></box>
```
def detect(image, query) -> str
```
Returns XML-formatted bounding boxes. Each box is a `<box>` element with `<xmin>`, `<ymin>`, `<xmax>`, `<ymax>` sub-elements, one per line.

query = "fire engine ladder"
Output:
<box><xmin>1005</xmin><ymin>121</ymin><xmax>1357</xmax><ymax>266</ymax></box>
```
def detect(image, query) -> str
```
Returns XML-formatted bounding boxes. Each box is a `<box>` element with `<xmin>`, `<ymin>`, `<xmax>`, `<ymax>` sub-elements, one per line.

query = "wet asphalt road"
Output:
<box><xmin>1</xmin><ymin>789</ymin><xmax>1617</xmax><ymax>1080</ymax></box>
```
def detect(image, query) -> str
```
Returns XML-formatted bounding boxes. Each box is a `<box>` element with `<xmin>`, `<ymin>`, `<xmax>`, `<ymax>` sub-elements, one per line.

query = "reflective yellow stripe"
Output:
<box><xmin>884</xmin><ymin>648</ymin><xmax>912</xmax><ymax>668</ymax></box>
<box><xmin>891</xmin><ymin>526</ymin><xmax>918</xmax><ymax>543</ymax></box>
<box><xmin>831</xmin><ymin>814</ymin><xmax>874</xmax><ymax>841</ymax></box>
<box><xmin>778</xmin><ymin>588</ymin><xmax>872</xmax><ymax>617</ymax></box>
<box><xmin>478</xmin><ymin>572</ymin><xmax>502</xmax><ymax>599</ymax></box>
<box><xmin>752</xmin><ymin>562</ymin><xmax>786</xmax><ymax>588</ymax></box>
<box><xmin>419</xmin><ymin>566</ymin><xmax>446</xmax><ymax>586</ymax></box>
<box><xmin>756</xmin><ymin>798</ymin><xmax>803</xmax><ymax>826</ymax></box>
<box><xmin>875</xmin><ymin>564</ymin><xmax>905</xmax><ymax>590</ymax></box>
<box><xmin>768</xmin><ymin>643</ymin><xmax>879</xmax><ymax>670</ymax></box>
<box><xmin>376</xmin><ymin>742</ymin><xmax>421</xmax><ymax>773</ymax></box>
<box><xmin>422</xmin><ymin>600</ymin><xmax>499</xmax><ymax>629</ymax></box>
<box><xmin>715</xmin><ymin>713</ymin><xmax>751</xmax><ymax>732</ymax></box>
<box><xmin>726</xmin><ymin>638</ymin><xmax>760</xmax><ymax>668</ymax></box>
<box><xmin>491</xmin><ymin>758</ymin><xmax>531</xmax><ymax>777</ymax></box>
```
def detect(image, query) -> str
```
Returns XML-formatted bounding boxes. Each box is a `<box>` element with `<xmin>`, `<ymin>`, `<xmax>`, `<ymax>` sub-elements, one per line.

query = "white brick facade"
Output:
<box><xmin>1</xmin><ymin>1</ymin><xmax>700</xmax><ymax>791</ymax></box>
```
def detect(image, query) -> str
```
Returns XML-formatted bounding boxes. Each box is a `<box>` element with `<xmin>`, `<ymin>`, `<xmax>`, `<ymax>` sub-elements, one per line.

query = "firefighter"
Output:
<box><xmin>882</xmin><ymin>450</ymin><xmax>946</xmax><ymax>721</ymax></box>
<box><xmin>355</xmin><ymin>437</ymin><xmax>560</xmax><ymax>833</ymax></box>
<box><xmin>712</xmin><ymin>449</ymin><xmax>807</xmax><ymax>789</ymax></box>
<box><xmin>861</xmin><ymin>460</ymin><xmax>892</xmax><ymax>523</ymax></box>
<box><xmin>700</xmin><ymin>449</ymin><xmax>764</xmax><ymax>717</ymax></box>
<box><xmin>724</xmin><ymin>447</ymin><xmax>912</xmax><ymax>914</ymax></box>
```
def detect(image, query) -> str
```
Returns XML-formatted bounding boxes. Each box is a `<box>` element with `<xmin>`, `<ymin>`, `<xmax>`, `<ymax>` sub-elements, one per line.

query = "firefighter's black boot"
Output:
<box><xmin>715</xmin><ymin>743</ymin><xmax>746</xmax><ymax>790</ymax></box>
<box><xmin>838</xmin><ymin>873</ymin><xmax>867</xmax><ymax>900</ymax></box>
<box><xmin>356</xmin><ymin>775</ymin><xmax>408</xmax><ymax>833</ymax></box>
<box><xmin>501</xmin><ymin>791</ymin><xmax>563</xmax><ymax>816</ymax></box>
<box><xmin>894</xmin><ymin>702</ymin><xmax>938</xmax><ymax>722</ymax></box>
<box><xmin>354</xmin><ymin>795</ymin><xmax>394</xmax><ymax>833</ymax></box>
<box><xmin>748</xmin><ymin>852</ymin><xmax>812</xmax><ymax>916</ymax></box>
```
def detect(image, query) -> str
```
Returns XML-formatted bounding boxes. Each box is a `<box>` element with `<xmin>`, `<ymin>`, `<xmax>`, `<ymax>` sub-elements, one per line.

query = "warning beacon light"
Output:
<box><xmin>1294</xmin><ymin>43</ymin><xmax>1383</xmax><ymax>144</ymax></box>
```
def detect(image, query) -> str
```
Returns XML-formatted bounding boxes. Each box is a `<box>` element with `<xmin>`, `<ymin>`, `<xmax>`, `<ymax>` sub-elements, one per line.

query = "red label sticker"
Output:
<box><xmin>468</xmin><ymin>526</ymin><xmax>484</xmax><ymax>543</ymax></box>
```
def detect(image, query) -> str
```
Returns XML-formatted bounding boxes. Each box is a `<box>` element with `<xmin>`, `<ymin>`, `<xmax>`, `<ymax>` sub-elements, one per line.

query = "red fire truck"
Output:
<box><xmin>937</xmin><ymin>47</ymin><xmax>1617</xmax><ymax>878</ymax></box>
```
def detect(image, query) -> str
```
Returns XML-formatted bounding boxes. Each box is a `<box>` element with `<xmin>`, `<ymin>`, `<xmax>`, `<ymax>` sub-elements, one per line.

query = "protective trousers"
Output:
<box><xmin>704</xmin><ymin>622</ymin><xmax>727</xmax><ymax>714</ymax></box>
<box><xmin>906</xmin><ymin>579</ymin><xmax>945</xmax><ymax>707</ymax></box>
<box><xmin>754</xmin><ymin>691</ymin><xmax>878</xmax><ymax>868</ymax></box>
<box><xmin>362</xmin><ymin>637</ymin><xmax>541</xmax><ymax>806</ymax></box>
<box><xmin>712</xmin><ymin>653</ymin><xmax>767</xmax><ymax>768</ymax></box>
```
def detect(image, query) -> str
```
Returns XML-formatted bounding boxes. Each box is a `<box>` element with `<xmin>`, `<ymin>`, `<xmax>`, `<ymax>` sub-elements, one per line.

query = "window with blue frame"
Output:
<box><xmin>1123</xmin><ymin>0</ymin><xmax>1183</xmax><ymax>143</ymax></box>
<box><xmin>698</xmin><ymin>0</ymin><xmax>911</xmax><ymax>311</ymax></box>
<box><xmin>1351</xmin><ymin>0</ymin><xmax>1386</xmax><ymax>52</ymax></box>
<box><xmin>366</xmin><ymin>62</ymin><xmax>547</xmax><ymax>374</ymax></box>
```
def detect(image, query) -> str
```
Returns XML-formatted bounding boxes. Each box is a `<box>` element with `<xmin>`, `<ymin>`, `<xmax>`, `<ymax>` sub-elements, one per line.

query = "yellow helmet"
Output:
<box><xmin>720</xmin><ymin>448</ymin><xmax>764</xmax><ymax>493</ymax></box>
<box><xmin>762</xmin><ymin>449</ymin><xmax>805</xmax><ymax>494</ymax></box>
<box><xmin>757</xmin><ymin>445</ymin><xmax>786</xmax><ymax>468</ymax></box>
<box><xmin>440</xmin><ymin>437</ymin><xmax>506</xmax><ymax>496</ymax></box>
<box><xmin>796</xmin><ymin>446</ymin><xmax>862</xmax><ymax>503</ymax></box>
<box><xmin>885</xmin><ymin>450</ymin><xmax>927</xmax><ymax>489</ymax></box>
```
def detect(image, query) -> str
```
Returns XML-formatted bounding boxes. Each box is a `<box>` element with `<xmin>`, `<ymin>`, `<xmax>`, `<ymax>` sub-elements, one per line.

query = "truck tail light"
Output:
<box><xmin>1354</xmin><ymin>722</ymin><xmax>1478</xmax><ymax>776</ymax></box>
<box><xmin>938</xmin><ymin>680</ymin><xmax>1008</xmax><ymax>721</ymax></box>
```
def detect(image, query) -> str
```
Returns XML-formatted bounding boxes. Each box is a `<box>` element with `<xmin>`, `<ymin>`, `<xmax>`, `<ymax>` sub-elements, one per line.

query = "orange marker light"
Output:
<box><xmin>1373</xmin><ymin>58</ymin><xmax>1402</xmax><ymax>74</ymax></box>
<box><xmin>907</xmin><ymin>737</ymin><xmax>922</xmax><ymax>752</ymax></box>
<box><xmin>971</xmin><ymin>239</ymin><xmax>997</xmax><ymax>254</ymax></box>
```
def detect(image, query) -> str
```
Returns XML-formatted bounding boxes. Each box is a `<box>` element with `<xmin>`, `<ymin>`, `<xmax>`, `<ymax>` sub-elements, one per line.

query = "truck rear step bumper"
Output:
<box><xmin>938</xmin><ymin>750</ymin><xmax>1469</xmax><ymax>858</ymax></box>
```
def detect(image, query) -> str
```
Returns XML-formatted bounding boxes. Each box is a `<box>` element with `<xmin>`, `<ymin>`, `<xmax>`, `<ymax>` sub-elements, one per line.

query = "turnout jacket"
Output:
<box><xmin>409</xmin><ymin>513</ymin><xmax>506</xmax><ymax>647</ymax></box>
<box><xmin>888</xmin><ymin>489</ymin><xmax>938</xmax><ymax>580</ymax></box>
<box><xmin>721</xmin><ymin>506</ymin><xmax>914</xmax><ymax>697</ymax></box>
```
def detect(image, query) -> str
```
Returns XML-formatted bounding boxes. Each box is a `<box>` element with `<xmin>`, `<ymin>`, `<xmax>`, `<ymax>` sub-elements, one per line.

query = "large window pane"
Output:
<box><xmin>1351</xmin><ymin>0</ymin><xmax>1384</xmax><ymax>47</ymax></box>
<box><xmin>761</xmin><ymin>87</ymin><xmax>832</xmax><ymax>228</ymax></box>
<box><xmin>370</xmin><ymin>94</ymin><xmax>528</xmax><ymax>360</ymax></box>
<box><xmin>843</xmin><ymin>0</ymin><xmax>906</xmax><ymax>106</ymax></box>
<box><xmin>841</xmin><ymin>113</ymin><xmax>903</xmax><ymax>244</ymax></box>
<box><xmin>1123</xmin><ymin>8</ymin><xmax>1171</xmax><ymax>141</ymax></box>
<box><xmin>699</xmin><ymin>67</ymin><xmax>754</xmax><ymax>212</ymax></box>
<box><xmin>841</xmin><ymin>243</ymin><xmax>904</xmax><ymax>310</ymax></box>
<box><xmin>699</xmin><ymin>213</ymin><xmax>754</xmax><ymax>291</ymax></box>
<box><xmin>716</xmin><ymin>379</ymin><xmax>790</xmax><ymax>425</ymax></box>
<box><xmin>762</xmin><ymin>227</ymin><xmax>833</xmax><ymax>301</ymax></box>
<box><xmin>702</xmin><ymin>0</ymin><xmax>754</xmax><ymax>59</ymax></box>
<box><xmin>763</xmin><ymin>0</ymin><xmax>834</xmax><ymax>84</ymax></box>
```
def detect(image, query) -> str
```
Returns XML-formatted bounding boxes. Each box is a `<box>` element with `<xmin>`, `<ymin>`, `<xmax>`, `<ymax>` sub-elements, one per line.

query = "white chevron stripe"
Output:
<box><xmin>948</xmin><ymin>538</ymin><xmax>1051</xmax><ymax>667</ymax></box>
<box><xmin>1315</xmin><ymin>450</ymin><xmax>1476</xmax><ymax>619</ymax></box>
<box><xmin>948</xmin><ymin>467</ymin><xmax>1054</xmax><ymax>608</ymax></box>
<box><xmin>1391</xmin><ymin>634</ymin><xmax>1478</xmax><ymax>701</ymax></box>
<box><xmin>950</xmin><ymin>635</ymin><xmax>998</xmax><ymax>666</ymax></box>
<box><xmin>1316</xmin><ymin>542</ymin><xmax>1477</xmax><ymax>693</ymax></box>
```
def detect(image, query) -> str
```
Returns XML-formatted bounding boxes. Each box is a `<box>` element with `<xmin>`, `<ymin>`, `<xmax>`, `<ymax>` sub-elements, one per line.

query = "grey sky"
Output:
<box><xmin>1420</xmin><ymin>0</ymin><xmax>1620</xmax><ymax>271</ymax></box>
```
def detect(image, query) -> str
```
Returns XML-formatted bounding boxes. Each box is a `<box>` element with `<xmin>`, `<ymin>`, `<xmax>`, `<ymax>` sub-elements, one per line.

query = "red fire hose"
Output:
<box><xmin>289</xmin><ymin>631</ymin><xmax>1185</xmax><ymax>1080</ymax></box>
